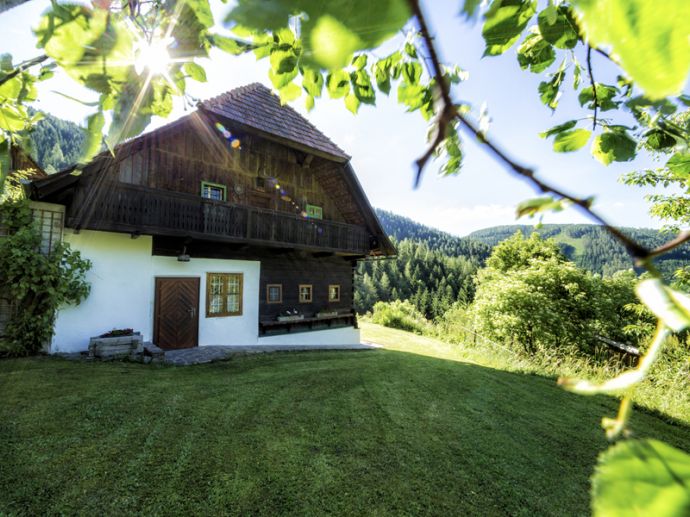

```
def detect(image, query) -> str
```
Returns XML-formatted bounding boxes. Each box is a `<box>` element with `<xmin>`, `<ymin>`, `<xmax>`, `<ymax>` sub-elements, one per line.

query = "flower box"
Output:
<box><xmin>316</xmin><ymin>311</ymin><xmax>339</xmax><ymax>318</ymax></box>
<box><xmin>276</xmin><ymin>315</ymin><xmax>304</xmax><ymax>322</ymax></box>
<box><xmin>89</xmin><ymin>332</ymin><xmax>143</xmax><ymax>359</ymax></box>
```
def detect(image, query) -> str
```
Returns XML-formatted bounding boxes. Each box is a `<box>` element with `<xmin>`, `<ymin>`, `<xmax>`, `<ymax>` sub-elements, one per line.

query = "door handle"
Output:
<box><xmin>188</xmin><ymin>307</ymin><xmax>196</xmax><ymax>318</ymax></box>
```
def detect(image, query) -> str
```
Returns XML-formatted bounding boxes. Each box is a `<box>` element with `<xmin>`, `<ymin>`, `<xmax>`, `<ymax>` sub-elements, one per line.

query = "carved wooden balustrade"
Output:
<box><xmin>67</xmin><ymin>182</ymin><xmax>371</xmax><ymax>254</ymax></box>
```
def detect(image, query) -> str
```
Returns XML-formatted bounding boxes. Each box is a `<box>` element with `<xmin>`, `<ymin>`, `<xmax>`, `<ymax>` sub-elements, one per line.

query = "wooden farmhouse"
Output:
<box><xmin>28</xmin><ymin>83</ymin><xmax>395</xmax><ymax>352</ymax></box>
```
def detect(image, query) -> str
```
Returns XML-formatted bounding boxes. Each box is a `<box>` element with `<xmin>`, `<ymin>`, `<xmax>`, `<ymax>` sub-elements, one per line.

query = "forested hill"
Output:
<box><xmin>26</xmin><ymin>111</ymin><xmax>86</xmax><ymax>173</ymax></box>
<box><xmin>469</xmin><ymin>224</ymin><xmax>690</xmax><ymax>277</ymax></box>
<box><xmin>374</xmin><ymin>208</ymin><xmax>489</xmax><ymax>259</ymax></box>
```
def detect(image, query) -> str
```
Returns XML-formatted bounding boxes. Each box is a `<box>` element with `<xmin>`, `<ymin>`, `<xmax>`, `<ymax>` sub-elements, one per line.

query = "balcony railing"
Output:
<box><xmin>68</xmin><ymin>183</ymin><xmax>371</xmax><ymax>254</ymax></box>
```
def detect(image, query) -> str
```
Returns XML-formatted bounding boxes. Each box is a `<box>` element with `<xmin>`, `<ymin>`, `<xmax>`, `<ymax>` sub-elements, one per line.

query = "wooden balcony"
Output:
<box><xmin>68</xmin><ymin>183</ymin><xmax>372</xmax><ymax>255</ymax></box>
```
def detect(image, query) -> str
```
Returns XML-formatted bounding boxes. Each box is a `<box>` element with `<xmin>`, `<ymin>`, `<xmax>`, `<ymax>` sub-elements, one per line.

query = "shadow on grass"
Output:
<box><xmin>0</xmin><ymin>350</ymin><xmax>688</xmax><ymax>516</ymax></box>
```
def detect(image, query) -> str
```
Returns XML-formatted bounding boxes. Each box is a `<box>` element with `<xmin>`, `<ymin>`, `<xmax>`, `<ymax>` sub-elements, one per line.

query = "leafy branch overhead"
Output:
<box><xmin>0</xmin><ymin>1</ymin><xmax>690</xmax><ymax>514</ymax></box>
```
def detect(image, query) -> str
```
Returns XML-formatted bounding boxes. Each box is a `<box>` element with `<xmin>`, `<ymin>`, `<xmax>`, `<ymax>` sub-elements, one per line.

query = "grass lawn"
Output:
<box><xmin>1</xmin><ymin>324</ymin><xmax>688</xmax><ymax>516</ymax></box>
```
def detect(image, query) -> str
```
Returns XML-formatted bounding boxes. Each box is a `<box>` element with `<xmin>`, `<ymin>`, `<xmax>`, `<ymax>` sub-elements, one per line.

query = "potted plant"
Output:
<box><xmin>277</xmin><ymin>309</ymin><xmax>304</xmax><ymax>322</ymax></box>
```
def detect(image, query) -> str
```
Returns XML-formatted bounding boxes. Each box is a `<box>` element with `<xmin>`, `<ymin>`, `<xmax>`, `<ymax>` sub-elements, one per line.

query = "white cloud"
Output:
<box><xmin>411</xmin><ymin>204</ymin><xmax>517</xmax><ymax>236</ymax></box>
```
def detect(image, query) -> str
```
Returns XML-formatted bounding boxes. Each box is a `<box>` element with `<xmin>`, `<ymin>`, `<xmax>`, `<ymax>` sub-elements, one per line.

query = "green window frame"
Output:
<box><xmin>201</xmin><ymin>181</ymin><xmax>227</xmax><ymax>201</ymax></box>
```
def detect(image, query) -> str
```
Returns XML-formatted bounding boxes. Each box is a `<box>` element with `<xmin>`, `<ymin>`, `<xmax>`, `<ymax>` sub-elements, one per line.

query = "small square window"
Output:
<box><xmin>267</xmin><ymin>284</ymin><xmax>282</xmax><ymax>304</ymax></box>
<box><xmin>299</xmin><ymin>284</ymin><xmax>312</xmax><ymax>303</ymax></box>
<box><xmin>201</xmin><ymin>182</ymin><xmax>227</xmax><ymax>201</ymax></box>
<box><xmin>328</xmin><ymin>285</ymin><xmax>340</xmax><ymax>302</ymax></box>
<box><xmin>305</xmin><ymin>204</ymin><xmax>323</xmax><ymax>219</ymax></box>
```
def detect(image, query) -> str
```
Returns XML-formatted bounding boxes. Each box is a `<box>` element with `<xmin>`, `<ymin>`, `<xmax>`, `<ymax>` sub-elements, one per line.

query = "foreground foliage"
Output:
<box><xmin>1</xmin><ymin>334</ymin><xmax>688</xmax><ymax>515</ymax></box>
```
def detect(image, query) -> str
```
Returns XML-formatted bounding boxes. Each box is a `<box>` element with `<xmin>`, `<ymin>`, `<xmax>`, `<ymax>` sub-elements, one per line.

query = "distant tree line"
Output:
<box><xmin>25</xmin><ymin>110</ymin><xmax>87</xmax><ymax>173</ymax></box>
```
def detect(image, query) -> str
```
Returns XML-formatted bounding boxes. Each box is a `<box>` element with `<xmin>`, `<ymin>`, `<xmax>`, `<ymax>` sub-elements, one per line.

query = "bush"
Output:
<box><xmin>0</xmin><ymin>173</ymin><xmax>91</xmax><ymax>356</ymax></box>
<box><xmin>371</xmin><ymin>300</ymin><xmax>429</xmax><ymax>334</ymax></box>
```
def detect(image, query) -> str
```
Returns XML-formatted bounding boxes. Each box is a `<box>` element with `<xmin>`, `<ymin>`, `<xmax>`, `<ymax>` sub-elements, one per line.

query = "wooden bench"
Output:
<box><xmin>259</xmin><ymin>313</ymin><xmax>356</xmax><ymax>336</ymax></box>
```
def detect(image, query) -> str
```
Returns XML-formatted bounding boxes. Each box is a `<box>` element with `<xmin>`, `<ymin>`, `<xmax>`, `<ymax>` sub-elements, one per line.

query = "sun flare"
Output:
<box><xmin>134</xmin><ymin>37</ymin><xmax>173</xmax><ymax>76</ymax></box>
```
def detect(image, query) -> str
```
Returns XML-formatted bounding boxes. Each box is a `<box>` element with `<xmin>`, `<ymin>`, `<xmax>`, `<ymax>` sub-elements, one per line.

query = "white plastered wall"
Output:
<box><xmin>52</xmin><ymin>229</ymin><xmax>359</xmax><ymax>353</ymax></box>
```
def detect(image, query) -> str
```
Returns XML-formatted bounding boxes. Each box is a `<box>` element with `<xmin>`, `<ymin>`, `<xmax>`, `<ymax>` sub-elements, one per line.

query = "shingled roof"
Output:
<box><xmin>201</xmin><ymin>83</ymin><xmax>349</xmax><ymax>162</ymax></box>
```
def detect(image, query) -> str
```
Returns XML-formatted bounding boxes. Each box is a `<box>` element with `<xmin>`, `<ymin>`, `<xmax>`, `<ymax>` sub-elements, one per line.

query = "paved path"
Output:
<box><xmin>163</xmin><ymin>343</ymin><xmax>379</xmax><ymax>366</ymax></box>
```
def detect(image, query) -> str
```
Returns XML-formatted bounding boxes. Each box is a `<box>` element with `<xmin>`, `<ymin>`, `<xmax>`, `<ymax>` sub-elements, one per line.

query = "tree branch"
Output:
<box><xmin>647</xmin><ymin>231</ymin><xmax>690</xmax><ymax>259</ymax></box>
<box><xmin>0</xmin><ymin>54</ymin><xmax>49</xmax><ymax>88</ymax></box>
<box><xmin>406</xmin><ymin>0</ymin><xmax>652</xmax><ymax>261</ymax></box>
<box><xmin>586</xmin><ymin>45</ymin><xmax>598</xmax><ymax>130</ymax></box>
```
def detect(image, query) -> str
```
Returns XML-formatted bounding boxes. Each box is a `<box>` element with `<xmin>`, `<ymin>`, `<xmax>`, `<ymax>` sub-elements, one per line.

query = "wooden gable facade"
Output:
<box><xmin>29</xmin><ymin>83</ymin><xmax>394</xmax><ymax>344</ymax></box>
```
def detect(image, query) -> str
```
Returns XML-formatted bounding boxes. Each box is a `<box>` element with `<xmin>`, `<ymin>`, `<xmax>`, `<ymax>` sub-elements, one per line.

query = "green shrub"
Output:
<box><xmin>371</xmin><ymin>300</ymin><xmax>429</xmax><ymax>334</ymax></box>
<box><xmin>0</xmin><ymin>173</ymin><xmax>91</xmax><ymax>356</ymax></box>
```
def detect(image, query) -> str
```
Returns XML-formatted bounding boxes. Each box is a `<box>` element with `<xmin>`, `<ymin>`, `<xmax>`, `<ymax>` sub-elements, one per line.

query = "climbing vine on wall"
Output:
<box><xmin>0</xmin><ymin>171</ymin><xmax>91</xmax><ymax>356</ymax></box>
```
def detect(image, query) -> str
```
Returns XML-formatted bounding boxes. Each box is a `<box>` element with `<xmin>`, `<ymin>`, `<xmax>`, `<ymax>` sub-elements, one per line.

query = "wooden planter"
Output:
<box><xmin>89</xmin><ymin>333</ymin><xmax>143</xmax><ymax>359</ymax></box>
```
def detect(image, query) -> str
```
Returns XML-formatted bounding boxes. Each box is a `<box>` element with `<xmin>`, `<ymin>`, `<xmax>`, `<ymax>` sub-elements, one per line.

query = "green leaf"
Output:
<box><xmin>304</xmin><ymin>94</ymin><xmax>315</xmax><ymax>111</ymax></box>
<box><xmin>351</xmin><ymin>70</ymin><xmax>375</xmax><ymax>105</ymax></box>
<box><xmin>578</xmin><ymin>84</ymin><xmax>619</xmax><ymax>111</ymax></box>
<box><xmin>208</xmin><ymin>34</ymin><xmax>251</xmax><ymax>55</ymax></box>
<box><xmin>302</xmin><ymin>68</ymin><xmax>324</xmax><ymax>97</ymax></box>
<box><xmin>572</xmin><ymin>59</ymin><xmax>582</xmax><ymax>90</ymax></box>
<box><xmin>270</xmin><ymin>49</ymin><xmax>298</xmax><ymax>75</ymax></box>
<box><xmin>401</xmin><ymin>61</ymin><xmax>422</xmax><ymax>85</ymax></box>
<box><xmin>183</xmin><ymin>62</ymin><xmax>207</xmax><ymax>82</ymax></box>
<box><xmin>482</xmin><ymin>0</ymin><xmax>537</xmax><ymax>56</ymax></box>
<box><xmin>82</xmin><ymin>111</ymin><xmax>104</xmax><ymax>163</ymax></box>
<box><xmin>636</xmin><ymin>278</ymin><xmax>690</xmax><ymax>332</ymax></box>
<box><xmin>307</xmin><ymin>19</ymin><xmax>347</xmax><ymax>67</ymax></box>
<box><xmin>552</xmin><ymin>128</ymin><xmax>591</xmax><ymax>152</ymax></box>
<box><xmin>644</xmin><ymin>129</ymin><xmax>677</xmax><ymax>151</ymax></box>
<box><xmin>227</xmin><ymin>1</ymin><xmax>410</xmax><ymax>70</ymax></box>
<box><xmin>397</xmin><ymin>83</ymin><xmax>428</xmax><ymax>112</ymax></box>
<box><xmin>326</xmin><ymin>69</ymin><xmax>350</xmax><ymax>98</ymax></box>
<box><xmin>278</xmin><ymin>82</ymin><xmax>301</xmax><ymax>104</ymax></box>
<box><xmin>268</xmin><ymin>66</ymin><xmax>298</xmax><ymax>89</ymax></box>
<box><xmin>352</xmin><ymin>54</ymin><xmax>367</xmax><ymax>70</ymax></box>
<box><xmin>591</xmin><ymin>130</ymin><xmax>637</xmax><ymax>165</ymax></box>
<box><xmin>180</xmin><ymin>0</ymin><xmax>214</xmax><ymax>28</ymax></box>
<box><xmin>0</xmin><ymin>105</ymin><xmax>28</xmax><ymax>132</ymax></box>
<box><xmin>460</xmin><ymin>0</ymin><xmax>482</xmax><ymax>21</ymax></box>
<box><xmin>538</xmin><ymin>63</ymin><xmax>566</xmax><ymax>110</ymax></box>
<box><xmin>517</xmin><ymin>33</ymin><xmax>556</xmax><ymax>73</ymax></box>
<box><xmin>516</xmin><ymin>196</ymin><xmax>565</xmax><ymax>218</ymax></box>
<box><xmin>592</xmin><ymin>439</ymin><xmax>690</xmax><ymax>517</ymax></box>
<box><xmin>537</xmin><ymin>5</ymin><xmax>578</xmax><ymax>49</ymax></box>
<box><xmin>666</xmin><ymin>153</ymin><xmax>690</xmax><ymax>178</ymax></box>
<box><xmin>404</xmin><ymin>42</ymin><xmax>417</xmax><ymax>59</ymax></box>
<box><xmin>573</xmin><ymin>0</ymin><xmax>690</xmax><ymax>99</ymax></box>
<box><xmin>539</xmin><ymin>119</ymin><xmax>577</xmax><ymax>139</ymax></box>
<box><xmin>345</xmin><ymin>92</ymin><xmax>360</xmax><ymax>114</ymax></box>
<box><xmin>0</xmin><ymin>54</ymin><xmax>12</xmax><ymax>73</ymax></box>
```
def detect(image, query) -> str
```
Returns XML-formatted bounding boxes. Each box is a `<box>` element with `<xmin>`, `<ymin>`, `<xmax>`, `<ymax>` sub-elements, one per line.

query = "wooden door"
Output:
<box><xmin>154</xmin><ymin>277</ymin><xmax>200</xmax><ymax>350</ymax></box>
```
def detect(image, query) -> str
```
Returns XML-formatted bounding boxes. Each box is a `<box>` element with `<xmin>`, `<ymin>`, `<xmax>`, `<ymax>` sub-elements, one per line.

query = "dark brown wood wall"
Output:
<box><xmin>151</xmin><ymin>237</ymin><xmax>355</xmax><ymax>322</ymax></box>
<box><xmin>258</xmin><ymin>254</ymin><xmax>353</xmax><ymax>321</ymax></box>
<box><xmin>110</xmin><ymin>120</ymin><xmax>358</xmax><ymax>224</ymax></box>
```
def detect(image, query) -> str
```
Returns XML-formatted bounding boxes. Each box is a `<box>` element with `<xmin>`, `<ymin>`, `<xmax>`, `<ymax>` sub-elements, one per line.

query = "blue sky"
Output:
<box><xmin>1</xmin><ymin>0</ymin><xmax>681</xmax><ymax>236</ymax></box>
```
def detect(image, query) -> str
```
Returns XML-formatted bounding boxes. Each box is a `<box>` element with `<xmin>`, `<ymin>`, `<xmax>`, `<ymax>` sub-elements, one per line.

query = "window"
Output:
<box><xmin>255</xmin><ymin>176</ymin><xmax>266</xmax><ymax>191</ymax></box>
<box><xmin>305</xmin><ymin>204</ymin><xmax>323</xmax><ymax>219</ymax></box>
<box><xmin>29</xmin><ymin>201</ymin><xmax>64</xmax><ymax>255</ymax></box>
<box><xmin>206</xmin><ymin>273</ymin><xmax>243</xmax><ymax>317</ymax></box>
<box><xmin>266</xmin><ymin>284</ymin><xmax>282</xmax><ymax>304</ymax></box>
<box><xmin>299</xmin><ymin>284</ymin><xmax>313</xmax><ymax>303</ymax></box>
<box><xmin>201</xmin><ymin>181</ymin><xmax>227</xmax><ymax>201</ymax></box>
<box><xmin>328</xmin><ymin>285</ymin><xmax>341</xmax><ymax>302</ymax></box>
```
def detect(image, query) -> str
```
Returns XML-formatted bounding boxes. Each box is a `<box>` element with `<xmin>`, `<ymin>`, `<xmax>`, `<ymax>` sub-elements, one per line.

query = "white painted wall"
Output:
<box><xmin>52</xmin><ymin>230</ymin><xmax>154</xmax><ymax>353</ymax></box>
<box><xmin>52</xmin><ymin>229</ymin><xmax>360</xmax><ymax>352</ymax></box>
<box><xmin>258</xmin><ymin>327</ymin><xmax>360</xmax><ymax>346</ymax></box>
<box><xmin>150</xmin><ymin>256</ymin><xmax>260</xmax><ymax>346</ymax></box>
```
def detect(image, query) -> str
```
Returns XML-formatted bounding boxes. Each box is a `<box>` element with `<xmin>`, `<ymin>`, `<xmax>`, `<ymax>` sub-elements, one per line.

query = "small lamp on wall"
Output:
<box><xmin>177</xmin><ymin>245</ymin><xmax>190</xmax><ymax>262</ymax></box>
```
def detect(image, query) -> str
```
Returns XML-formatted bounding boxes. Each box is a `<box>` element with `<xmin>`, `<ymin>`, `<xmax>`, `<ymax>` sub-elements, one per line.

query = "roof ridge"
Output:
<box><xmin>199</xmin><ymin>82</ymin><xmax>349</xmax><ymax>161</ymax></box>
